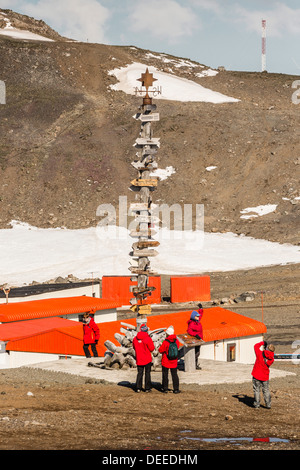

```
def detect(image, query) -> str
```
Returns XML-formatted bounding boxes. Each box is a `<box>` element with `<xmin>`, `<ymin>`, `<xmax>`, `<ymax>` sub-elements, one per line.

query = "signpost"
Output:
<box><xmin>129</xmin><ymin>68</ymin><xmax>161</xmax><ymax>329</ymax></box>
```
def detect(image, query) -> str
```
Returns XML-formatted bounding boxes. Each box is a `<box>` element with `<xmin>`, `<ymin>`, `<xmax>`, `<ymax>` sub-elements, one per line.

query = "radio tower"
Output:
<box><xmin>262</xmin><ymin>19</ymin><xmax>266</xmax><ymax>72</ymax></box>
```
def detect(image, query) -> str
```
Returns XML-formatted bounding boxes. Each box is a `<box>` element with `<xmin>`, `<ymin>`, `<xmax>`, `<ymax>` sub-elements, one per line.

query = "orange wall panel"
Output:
<box><xmin>101</xmin><ymin>276</ymin><xmax>161</xmax><ymax>305</ymax></box>
<box><xmin>170</xmin><ymin>276</ymin><xmax>210</xmax><ymax>303</ymax></box>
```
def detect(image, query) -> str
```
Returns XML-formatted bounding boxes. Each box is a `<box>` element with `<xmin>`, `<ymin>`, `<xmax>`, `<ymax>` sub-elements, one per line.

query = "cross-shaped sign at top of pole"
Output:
<box><xmin>137</xmin><ymin>68</ymin><xmax>157</xmax><ymax>89</ymax></box>
<box><xmin>137</xmin><ymin>68</ymin><xmax>158</xmax><ymax>106</ymax></box>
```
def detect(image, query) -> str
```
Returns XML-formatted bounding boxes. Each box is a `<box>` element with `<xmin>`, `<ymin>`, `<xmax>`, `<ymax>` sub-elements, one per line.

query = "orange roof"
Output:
<box><xmin>0</xmin><ymin>297</ymin><xmax>121</xmax><ymax>323</ymax></box>
<box><xmin>0</xmin><ymin>317</ymin><xmax>75</xmax><ymax>342</ymax></box>
<box><xmin>2</xmin><ymin>307</ymin><xmax>266</xmax><ymax>357</ymax></box>
<box><xmin>101</xmin><ymin>307</ymin><xmax>266</xmax><ymax>344</ymax></box>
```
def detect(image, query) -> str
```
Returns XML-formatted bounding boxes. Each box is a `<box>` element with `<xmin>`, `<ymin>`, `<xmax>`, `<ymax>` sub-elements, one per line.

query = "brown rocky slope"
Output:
<box><xmin>0</xmin><ymin>10</ymin><xmax>299</xmax><ymax>246</ymax></box>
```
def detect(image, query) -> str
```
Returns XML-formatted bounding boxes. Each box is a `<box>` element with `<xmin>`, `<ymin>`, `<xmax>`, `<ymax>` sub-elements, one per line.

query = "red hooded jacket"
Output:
<box><xmin>133</xmin><ymin>331</ymin><xmax>155</xmax><ymax>366</ymax></box>
<box><xmin>159</xmin><ymin>334</ymin><xmax>180</xmax><ymax>368</ymax></box>
<box><xmin>251</xmin><ymin>341</ymin><xmax>274</xmax><ymax>381</ymax></box>
<box><xmin>83</xmin><ymin>317</ymin><xmax>100</xmax><ymax>345</ymax></box>
<box><xmin>187</xmin><ymin>309</ymin><xmax>203</xmax><ymax>339</ymax></box>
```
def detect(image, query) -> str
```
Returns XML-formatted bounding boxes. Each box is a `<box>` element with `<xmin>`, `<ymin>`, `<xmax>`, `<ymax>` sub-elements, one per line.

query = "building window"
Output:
<box><xmin>227</xmin><ymin>343</ymin><xmax>236</xmax><ymax>362</ymax></box>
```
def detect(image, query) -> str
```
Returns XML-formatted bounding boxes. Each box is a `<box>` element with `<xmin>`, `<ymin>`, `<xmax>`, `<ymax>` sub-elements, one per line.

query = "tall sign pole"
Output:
<box><xmin>129</xmin><ymin>68</ymin><xmax>161</xmax><ymax>330</ymax></box>
<box><xmin>262</xmin><ymin>19</ymin><xmax>266</xmax><ymax>72</ymax></box>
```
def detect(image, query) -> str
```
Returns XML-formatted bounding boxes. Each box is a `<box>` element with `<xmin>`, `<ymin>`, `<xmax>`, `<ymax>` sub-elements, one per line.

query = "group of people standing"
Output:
<box><xmin>132</xmin><ymin>304</ymin><xmax>204</xmax><ymax>394</ymax></box>
<box><xmin>81</xmin><ymin>304</ymin><xmax>276</xmax><ymax>408</ymax></box>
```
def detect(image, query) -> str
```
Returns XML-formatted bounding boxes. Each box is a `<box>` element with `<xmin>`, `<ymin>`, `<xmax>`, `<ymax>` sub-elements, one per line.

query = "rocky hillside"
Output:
<box><xmin>0</xmin><ymin>9</ymin><xmax>299</xmax><ymax>245</ymax></box>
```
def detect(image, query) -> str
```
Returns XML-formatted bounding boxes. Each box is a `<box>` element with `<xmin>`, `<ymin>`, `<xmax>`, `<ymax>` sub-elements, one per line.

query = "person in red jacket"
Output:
<box><xmin>82</xmin><ymin>311</ymin><xmax>100</xmax><ymax>358</ymax></box>
<box><xmin>132</xmin><ymin>324</ymin><xmax>155</xmax><ymax>393</ymax></box>
<box><xmin>159</xmin><ymin>326</ymin><xmax>181</xmax><ymax>394</ymax></box>
<box><xmin>251</xmin><ymin>341</ymin><xmax>275</xmax><ymax>409</ymax></box>
<box><xmin>187</xmin><ymin>305</ymin><xmax>204</xmax><ymax>369</ymax></box>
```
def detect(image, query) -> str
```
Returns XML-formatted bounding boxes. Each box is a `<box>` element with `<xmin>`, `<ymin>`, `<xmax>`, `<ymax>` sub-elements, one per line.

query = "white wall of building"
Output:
<box><xmin>0</xmin><ymin>284</ymin><xmax>100</xmax><ymax>304</ymax></box>
<box><xmin>200</xmin><ymin>334</ymin><xmax>263</xmax><ymax>364</ymax></box>
<box><xmin>0</xmin><ymin>350</ymin><xmax>83</xmax><ymax>369</ymax></box>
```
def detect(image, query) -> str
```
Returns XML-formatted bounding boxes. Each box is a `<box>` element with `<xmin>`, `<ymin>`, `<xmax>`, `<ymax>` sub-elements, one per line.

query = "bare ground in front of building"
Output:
<box><xmin>0</xmin><ymin>264</ymin><xmax>299</xmax><ymax>451</ymax></box>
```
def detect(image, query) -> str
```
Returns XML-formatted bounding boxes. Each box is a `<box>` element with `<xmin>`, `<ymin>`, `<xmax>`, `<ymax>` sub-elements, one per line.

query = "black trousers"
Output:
<box><xmin>83</xmin><ymin>343</ymin><xmax>98</xmax><ymax>358</ymax></box>
<box><xmin>162</xmin><ymin>366</ymin><xmax>179</xmax><ymax>392</ymax></box>
<box><xmin>136</xmin><ymin>362</ymin><xmax>152</xmax><ymax>391</ymax></box>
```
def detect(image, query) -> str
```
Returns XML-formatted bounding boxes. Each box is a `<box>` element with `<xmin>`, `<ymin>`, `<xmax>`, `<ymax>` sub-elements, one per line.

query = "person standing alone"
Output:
<box><xmin>251</xmin><ymin>341</ymin><xmax>275</xmax><ymax>409</ymax></box>
<box><xmin>82</xmin><ymin>311</ymin><xmax>100</xmax><ymax>358</ymax></box>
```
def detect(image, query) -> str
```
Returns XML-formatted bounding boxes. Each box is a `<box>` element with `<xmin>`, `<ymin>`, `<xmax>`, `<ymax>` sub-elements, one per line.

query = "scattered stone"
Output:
<box><xmin>225</xmin><ymin>415</ymin><xmax>233</xmax><ymax>421</ymax></box>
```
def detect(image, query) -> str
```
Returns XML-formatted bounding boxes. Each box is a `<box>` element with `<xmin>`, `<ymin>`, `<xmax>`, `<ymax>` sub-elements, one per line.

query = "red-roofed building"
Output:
<box><xmin>0</xmin><ymin>307</ymin><xmax>266</xmax><ymax>368</ymax></box>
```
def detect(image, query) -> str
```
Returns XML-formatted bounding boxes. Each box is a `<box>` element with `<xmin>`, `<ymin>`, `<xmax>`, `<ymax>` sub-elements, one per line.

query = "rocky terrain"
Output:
<box><xmin>0</xmin><ymin>9</ymin><xmax>299</xmax><ymax>245</ymax></box>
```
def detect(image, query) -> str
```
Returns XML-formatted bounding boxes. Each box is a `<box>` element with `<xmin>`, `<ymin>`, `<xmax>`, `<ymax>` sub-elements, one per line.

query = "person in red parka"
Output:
<box><xmin>159</xmin><ymin>326</ymin><xmax>181</xmax><ymax>394</ymax></box>
<box><xmin>132</xmin><ymin>324</ymin><xmax>155</xmax><ymax>393</ymax></box>
<box><xmin>187</xmin><ymin>304</ymin><xmax>204</xmax><ymax>369</ymax></box>
<box><xmin>251</xmin><ymin>341</ymin><xmax>275</xmax><ymax>409</ymax></box>
<box><xmin>82</xmin><ymin>311</ymin><xmax>100</xmax><ymax>358</ymax></box>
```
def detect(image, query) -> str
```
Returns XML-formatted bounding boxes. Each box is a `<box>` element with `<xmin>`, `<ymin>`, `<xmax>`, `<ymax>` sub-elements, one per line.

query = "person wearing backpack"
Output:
<box><xmin>159</xmin><ymin>326</ymin><xmax>181</xmax><ymax>394</ymax></box>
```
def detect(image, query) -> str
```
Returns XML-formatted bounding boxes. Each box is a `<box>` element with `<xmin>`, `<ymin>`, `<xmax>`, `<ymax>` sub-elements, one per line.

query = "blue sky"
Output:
<box><xmin>2</xmin><ymin>0</ymin><xmax>300</xmax><ymax>75</ymax></box>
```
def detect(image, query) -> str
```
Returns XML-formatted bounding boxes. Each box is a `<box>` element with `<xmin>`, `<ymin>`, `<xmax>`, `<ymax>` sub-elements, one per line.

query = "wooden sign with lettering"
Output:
<box><xmin>132</xmin><ymin>240</ymin><xmax>160</xmax><ymax>249</ymax></box>
<box><xmin>131</xmin><ymin>178</ymin><xmax>158</xmax><ymax>187</ymax></box>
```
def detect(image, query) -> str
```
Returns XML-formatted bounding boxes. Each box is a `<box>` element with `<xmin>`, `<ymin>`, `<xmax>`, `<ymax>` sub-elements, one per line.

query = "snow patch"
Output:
<box><xmin>206</xmin><ymin>166</ymin><xmax>217</xmax><ymax>172</ymax></box>
<box><xmin>240</xmin><ymin>204</ymin><xmax>278</xmax><ymax>219</ymax></box>
<box><xmin>0</xmin><ymin>13</ymin><xmax>54</xmax><ymax>42</ymax></box>
<box><xmin>0</xmin><ymin>220</ymin><xmax>299</xmax><ymax>287</ymax></box>
<box><xmin>108</xmin><ymin>62</ymin><xmax>239</xmax><ymax>104</ymax></box>
<box><xmin>150</xmin><ymin>166</ymin><xmax>176</xmax><ymax>181</ymax></box>
<box><xmin>196</xmin><ymin>69</ymin><xmax>218</xmax><ymax>77</ymax></box>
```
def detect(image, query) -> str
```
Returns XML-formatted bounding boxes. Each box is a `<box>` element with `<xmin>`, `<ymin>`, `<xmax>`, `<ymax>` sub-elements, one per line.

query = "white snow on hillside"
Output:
<box><xmin>0</xmin><ymin>13</ymin><xmax>54</xmax><ymax>42</ymax></box>
<box><xmin>150</xmin><ymin>166</ymin><xmax>176</xmax><ymax>181</ymax></box>
<box><xmin>108</xmin><ymin>63</ymin><xmax>239</xmax><ymax>104</ymax></box>
<box><xmin>0</xmin><ymin>221</ymin><xmax>299</xmax><ymax>287</ymax></box>
<box><xmin>240</xmin><ymin>204</ymin><xmax>278</xmax><ymax>219</ymax></box>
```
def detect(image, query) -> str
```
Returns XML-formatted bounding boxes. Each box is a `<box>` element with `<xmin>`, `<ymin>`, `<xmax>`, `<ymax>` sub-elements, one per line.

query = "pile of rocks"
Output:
<box><xmin>212</xmin><ymin>291</ymin><xmax>257</xmax><ymax>306</ymax></box>
<box><xmin>103</xmin><ymin>322</ymin><xmax>167</xmax><ymax>371</ymax></box>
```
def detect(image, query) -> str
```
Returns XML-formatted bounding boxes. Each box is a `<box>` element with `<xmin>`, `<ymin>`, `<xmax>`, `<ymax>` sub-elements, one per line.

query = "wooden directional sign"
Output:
<box><xmin>131</xmin><ymin>161</ymin><xmax>158</xmax><ymax>171</ymax></box>
<box><xmin>135</xmin><ymin>137</ymin><xmax>160</xmax><ymax>147</ymax></box>
<box><xmin>132</xmin><ymin>240</ymin><xmax>160</xmax><ymax>249</ymax></box>
<box><xmin>140</xmin><ymin>113</ymin><xmax>160</xmax><ymax>122</ymax></box>
<box><xmin>134</xmin><ymin>214</ymin><xmax>159</xmax><ymax>224</ymax></box>
<box><xmin>128</xmin><ymin>203</ymin><xmax>149</xmax><ymax>213</ymax></box>
<box><xmin>128</xmin><ymin>267</ymin><xmax>158</xmax><ymax>275</ymax></box>
<box><xmin>131</xmin><ymin>178</ymin><xmax>158</xmax><ymax>187</ymax></box>
<box><xmin>129</xmin><ymin>304</ymin><xmax>152</xmax><ymax>315</ymax></box>
<box><xmin>129</xmin><ymin>230</ymin><xmax>157</xmax><ymax>238</ymax></box>
<box><xmin>138</xmin><ymin>304</ymin><xmax>152</xmax><ymax>315</ymax></box>
<box><xmin>133</xmin><ymin>113</ymin><xmax>160</xmax><ymax>122</ymax></box>
<box><xmin>130</xmin><ymin>286</ymin><xmax>156</xmax><ymax>294</ymax></box>
<box><xmin>133</xmin><ymin>249</ymin><xmax>158</xmax><ymax>257</ymax></box>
